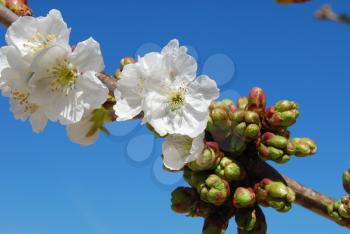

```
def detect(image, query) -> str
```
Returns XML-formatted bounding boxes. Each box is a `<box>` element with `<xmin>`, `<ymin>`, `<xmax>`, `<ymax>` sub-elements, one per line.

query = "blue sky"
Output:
<box><xmin>0</xmin><ymin>0</ymin><xmax>350</xmax><ymax>233</ymax></box>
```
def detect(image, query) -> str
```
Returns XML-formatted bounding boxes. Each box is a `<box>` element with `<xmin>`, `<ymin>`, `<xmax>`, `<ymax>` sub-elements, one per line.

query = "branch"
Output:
<box><xmin>247</xmin><ymin>158</ymin><xmax>349</xmax><ymax>229</ymax></box>
<box><xmin>0</xmin><ymin>5</ymin><xmax>19</xmax><ymax>27</ymax></box>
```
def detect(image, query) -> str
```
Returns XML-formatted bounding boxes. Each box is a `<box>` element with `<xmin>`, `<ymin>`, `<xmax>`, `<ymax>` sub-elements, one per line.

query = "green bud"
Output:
<box><xmin>233</xmin><ymin>187</ymin><xmax>256</xmax><ymax>208</ymax></box>
<box><xmin>266</xmin><ymin>182</ymin><xmax>288</xmax><ymax>199</ymax></box>
<box><xmin>231</xmin><ymin>110</ymin><xmax>261</xmax><ymax>143</ymax></box>
<box><xmin>262</xmin><ymin>132</ymin><xmax>288</xmax><ymax>149</ymax></box>
<box><xmin>258</xmin><ymin>132</ymin><xmax>292</xmax><ymax>164</ymax></box>
<box><xmin>328</xmin><ymin>196</ymin><xmax>350</xmax><ymax>224</ymax></box>
<box><xmin>247</xmin><ymin>87</ymin><xmax>267</xmax><ymax>114</ymax></box>
<box><xmin>343</xmin><ymin>169</ymin><xmax>350</xmax><ymax>194</ymax></box>
<box><xmin>197</xmin><ymin>174</ymin><xmax>230</xmax><ymax>206</ymax></box>
<box><xmin>291</xmin><ymin>138</ymin><xmax>317</xmax><ymax>157</ymax></box>
<box><xmin>237</xmin><ymin>97</ymin><xmax>249</xmax><ymax>110</ymax></box>
<box><xmin>215</xmin><ymin>157</ymin><xmax>245</xmax><ymax>182</ymax></box>
<box><xmin>188</xmin><ymin>144</ymin><xmax>222</xmax><ymax>171</ymax></box>
<box><xmin>265</xmin><ymin>100</ymin><xmax>299</xmax><ymax>129</ymax></box>
<box><xmin>254</xmin><ymin>179</ymin><xmax>295</xmax><ymax>213</ymax></box>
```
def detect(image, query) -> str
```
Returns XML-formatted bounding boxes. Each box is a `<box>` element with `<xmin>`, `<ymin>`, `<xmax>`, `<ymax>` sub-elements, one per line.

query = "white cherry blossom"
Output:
<box><xmin>114</xmin><ymin>39</ymin><xmax>219</xmax><ymax>138</ymax></box>
<box><xmin>162</xmin><ymin>132</ymin><xmax>205</xmax><ymax>171</ymax></box>
<box><xmin>5</xmin><ymin>9</ymin><xmax>70</xmax><ymax>60</ymax></box>
<box><xmin>28</xmin><ymin>38</ymin><xmax>108</xmax><ymax>125</ymax></box>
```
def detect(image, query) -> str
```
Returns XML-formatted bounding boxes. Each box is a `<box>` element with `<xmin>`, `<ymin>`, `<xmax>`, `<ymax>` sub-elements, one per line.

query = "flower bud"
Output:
<box><xmin>231</xmin><ymin>110</ymin><xmax>261</xmax><ymax>142</ymax></box>
<box><xmin>291</xmin><ymin>137</ymin><xmax>317</xmax><ymax>157</ymax></box>
<box><xmin>265</xmin><ymin>100</ymin><xmax>299</xmax><ymax>129</ymax></box>
<box><xmin>188</xmin><ymin>142</ymin><xmax>223</xmax><ymax>171</ymax></box>
<box><xmin>247</xmin><ymin>87</ymin><xmax>267</xmax><ymax>114</ymax></box>
<box><xmin>197</xmin><ymin>174</ymin><xmax>230</xmax><ymax>206</ymax></box>
<box><xmin>328</xmin><ymin>196</ymin><xmax>350</xmax><ymax>224</ymax></box>
<box><xmin>343</xmin><ymin>169</ymin><xmax>350</xmax><ymax>194</ymax></box>
<box><xmin>254</xmin><ymin>179</ymin><xmax>295</xmax><ymax>212</ymax></box>
<box><xmin>207</xmin><ymin>101</ymin><xmax>235</xmax><ymax>141</ymax></box>
<box><xmin>258</xmin><ymin>132</ymin><xmax>291</xmax><ymax>164</ymax></box>
<box><xmin>171</xmin><ymin>187</ymin><xmax>197</xmax><ymax>214</ymax></box>
<box><xmin>237</xmin><ymin>96</ymin><xmax>249</xmax><ymax>110</ymax></box>
<box><xmin>215</xmin><ymin>157</ymin><xmax>246</xmax><ymax>182</ymax></box>
<box><xmin>120</xmin><ymin>56</ymin><xmax>136</xmax><ymax>69</ymax></box>
<box><xmin>233</xmin><ymin>187</ymin><xmax>256</xmax><ymax>208</ymax></box>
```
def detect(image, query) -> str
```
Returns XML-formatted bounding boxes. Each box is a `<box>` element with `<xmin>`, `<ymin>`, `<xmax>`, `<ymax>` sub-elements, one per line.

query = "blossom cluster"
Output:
<box><xmin>114</xmin><ymin>39</ymin><xmax>219</xmax><ymax>170</ymax></box>
<box><xmin>0</xmin><ymin>10</ymin><xmax>221</xmax><ymax>170</ymax></box>
<box><xmin>0</xmin><ymin>10</ymin><xmax>108</xmax><ymax>141</ymax></box>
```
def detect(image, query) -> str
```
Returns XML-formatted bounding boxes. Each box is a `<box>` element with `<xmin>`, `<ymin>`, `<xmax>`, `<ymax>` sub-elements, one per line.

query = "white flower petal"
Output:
<box><xmin>58</xmin><ymin>93</ymin><xmax>85</xmax><ymax>125</ymax></box>
<box><xmin>75</xmin><ymin>71</ymin><xmax>109</xmax><ymax>110</ymax></box>
<box><xmin>70</xmin><ymin>38</ymin><xmax>104</xmax><ymax>73</ymax></box>
<box><xmin>114</xmin><ymin>63</ymin><xmax>146</xmax><ymax>121</ymax></box>
<box><xmin>162</xmin><ymin>133</ymin><xmax>204</xmax><ymax>171</ymax></box>
<box><xmin>30</xmin><ymin>111</ymin><xmax>48</xmax><ymax>133</ymax></box>
<box><xmin>67</xmin><ymin>112</ymin><xmax>99</xmax><ymax>146</ymax></box>
<box><xmin>5</xmin><ymin>9</ymin><xmax>70</xmax><ymax>59</ymax></box>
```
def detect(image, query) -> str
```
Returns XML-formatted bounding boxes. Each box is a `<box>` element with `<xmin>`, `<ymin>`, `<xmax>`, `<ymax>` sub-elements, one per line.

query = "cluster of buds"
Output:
<box><xmin>328</xmin><ymin>195</ymin><xmax>350</xmax><ymax>225</ymax></box>
<box><xmin>258</xmin><ymin>133</ymin><xmax>316</xmax><ymax>163</ymax></box>
<box><xmin>170</xmin><ymin>87</ymin><xmax>316</xmax><ymax>233</ymax></box>
<box><xmin>254</xmin><ymin>179</ymin><xmax>295</xmax><ymax>212</ymax></box>
<box><xmin>0</xmin><ymin>0</ymin><xmax>32</xmax><ymax>16</ymax></box>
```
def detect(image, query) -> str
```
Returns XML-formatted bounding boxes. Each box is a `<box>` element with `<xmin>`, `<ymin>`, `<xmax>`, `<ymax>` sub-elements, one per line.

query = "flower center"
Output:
<box><xmin>12</xmin><ymin>90</ymin><xmax>38</xmax><ymax>114</ymax></box>
<box><xmin>23</xmin><ymin>32</ymin><xmax>57</xmax><ymax>54</ymax></box>
<box><xmin>49</xmin><ymin>60</ymin><xmax>77</xmax><ymax>94</ymax></box>
<box><xmin>169</xmin><ymin>90</ymin><xmax>185</xmax><ymax>111</ymax></box>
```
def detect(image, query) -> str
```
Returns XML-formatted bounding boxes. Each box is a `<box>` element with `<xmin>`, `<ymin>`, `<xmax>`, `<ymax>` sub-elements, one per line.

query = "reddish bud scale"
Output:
<box><xmin>247</xmin><ymin>87</ymin><xmax>267</xmax><ymax>114</ymax></box>
<box><xmin>5</xmin><ymin>0</ymin><xmax>32</xmax><ymax>16</ymax></box>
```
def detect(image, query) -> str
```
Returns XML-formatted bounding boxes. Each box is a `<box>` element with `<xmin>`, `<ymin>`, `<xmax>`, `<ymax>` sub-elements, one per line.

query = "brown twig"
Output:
<box><xmin>0</xmin><ymin>3</ymin><xmax>349</xmax><ymax>231</ymax></box>
<box><xmin>0</xmin><ymin>4</ymin><xmax>19</xmax><ymax>27</ymax></box>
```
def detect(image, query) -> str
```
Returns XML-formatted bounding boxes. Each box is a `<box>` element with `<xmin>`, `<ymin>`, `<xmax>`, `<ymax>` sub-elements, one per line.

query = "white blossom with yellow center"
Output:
<box><xmin>28</xmin><ymin>38</ymin><xmax>109</xmax><ymax>125</ymax></box>
<box><xmin>114</xmin><ymin>39</ymin><xmax>219</xmax><ymax>138</ymax></box>
<box><xmin>5</xmin><ymin>9</ymin><xmax>71</xmax><ymax>60</ymax></box>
